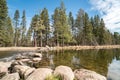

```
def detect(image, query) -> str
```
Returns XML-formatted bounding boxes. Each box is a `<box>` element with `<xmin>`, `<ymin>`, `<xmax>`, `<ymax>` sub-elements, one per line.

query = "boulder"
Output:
<box><xmin>26</xmin><ymin>68</ymin><xmax>53</xmax><ymax>80</ymax></box>
<box><xmin>11</xmin><ymin>61</ymin><xmax>25</xmax><ymax>66</ymax></box>
<box><xmin>24</xmin><ymin>68</ymin><xmax>35</xmax><ymax>79</ymax></box>
<box><xmin>15</xmin><ymin>54</ymin><xmax>28</xmax><ymax>60</ymax></box>
<box><xmin>0</xmin><ymin>62</ymin><xmax>11</xmax><ymax>73</ymax></box>
<box><xmin>31</xmin><ymin>53</ymin><xmax>42</xmax><ymax>58</ymax></box>
<box><xmin>19</xmin><ymin>59</ymin><xmax>30</xmax><ymax>62</ymax></box>
<box><xmin>74</xmin><ymin>69</ymin><xmax>106</xmax><ymax>80</ymax></box>
<box><xmin>0</xmin><ymin>73</ymin><xmax>20</xmax><ymax>80</ymax></box>
<box><xmin>13</xmin><ymin>65</ymin><xmax>30</xmax><ymax>76</ymax></box>
<box><xmin>32</xmin><ymin>58</ymin><xmax>41</xmax><ymax>62</ymax></box>
<box><xmin>54</xmin><ymin>66</ymin><xmax>74</xmax><ymax>80</ymax></box>
<box><xmin>13</xmin><ymin>65</ymin><xmax>35</xmax><ymax>79</ymax></box>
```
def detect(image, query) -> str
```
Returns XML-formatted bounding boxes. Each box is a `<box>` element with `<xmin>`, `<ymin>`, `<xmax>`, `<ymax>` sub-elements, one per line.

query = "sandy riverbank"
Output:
<box><xmin>0</xmin><ymin>45</ymin><xmax>120</xmax><ymax>51</ymax></box>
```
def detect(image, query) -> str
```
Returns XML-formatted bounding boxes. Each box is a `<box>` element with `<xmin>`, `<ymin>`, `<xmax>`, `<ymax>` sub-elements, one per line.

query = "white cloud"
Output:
<box><xmin>89</xmin><ymin>0</ymin><xmax>120</xmax><ymax>33</ymax></box>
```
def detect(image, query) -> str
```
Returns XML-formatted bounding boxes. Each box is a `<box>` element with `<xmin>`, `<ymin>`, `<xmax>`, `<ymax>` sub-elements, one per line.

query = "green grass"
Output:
<box><xmin>45</xmin><ymin>75</ymin><xmax>62</xmax><ymax>80</ymax></box>
<box><xmin>45</xmin><ymin>74</ymin><xmax>77</xmax><ymax>80</ymax></box>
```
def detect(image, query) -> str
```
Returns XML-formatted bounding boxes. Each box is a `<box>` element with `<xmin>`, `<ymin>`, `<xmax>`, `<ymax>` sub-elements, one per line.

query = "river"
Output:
<box><xmin>0</xmin><ymin>49</ymin><xmax>120</xmax><ymax>80</ymax></box>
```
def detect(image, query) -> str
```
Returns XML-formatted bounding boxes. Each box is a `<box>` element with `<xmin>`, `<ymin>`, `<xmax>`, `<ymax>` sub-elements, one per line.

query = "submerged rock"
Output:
<box><xmin>74</xmin><ymin>69</ymin><xmax>106</xmax><ymax>80</ymax></box>
<box><xmin>54</xmin><ymin>66</ymin><xmax>74</xmax><ymax>80</ymax></box>
<box><xmin>26</xmin><ymin>68</ymin><xmax>53</xmax><ymax>80</ymax></box>
<box><xmin>0</xmin><ymin>72</ymin><xmax>20</xmax><ymax>80</ymax></box>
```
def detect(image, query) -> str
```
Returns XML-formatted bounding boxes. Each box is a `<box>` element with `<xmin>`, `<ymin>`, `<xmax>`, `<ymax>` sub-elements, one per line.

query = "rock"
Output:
<box><xmin>24</xmin><ymin>68</ymin><xmax>35</xmax><ymax>79</ymax></box>
<box><xmin>0</xmin><ymin>62</ymin><xmax>11</xmax><ymax>73</ymax></box>
<box><xmin>19</xmin><ymin>59</ymin><xmax>30</xmax><ymax>62</ymax></box>
<box><xmin>13</xmin><ymin>65</ymin><xmax>30</xmax><ymax>76</ymax></box>
<box><xmin>31</xmin><ymin>53</ymin><xmax>42</xmax><ymax>58</ymax></box>
<box><xmin>26</xmin><ymin>68</ymin><xmax>53</xmax><ymax>80</ymax></box>
<box><xmin>74</xmin><ymin>69</ymin><xmax>106</xmax><ymax>80</ymax></box>
<box><xmin>0</xmin><ymin>72</ymin><xmax>6</xmax><ymax>79</ymax></box>
<box><xmin>0</xmin><ymin>73</ymin><xmax>20</xmax><ymax>80</ymax></box>
<box><xmin>32</xmin><ymin>58</ymin><xmax>41</xmax><ymax>62</ymax></box>
<box><xmin>13</xmin><ymin>65</ymin><xmax>35</xmax><ymax>79</ymax></box>
<box><xmin>15</xmin><ymin>54</ymin><xmax>28</xmax><ymax>60</ymax></box>
<box><xmin>11</xmin><ymin>61</ymin><xmax>24</xmax><ymax>66</ymax></box>
<box><xmin>54</xmin><ymin>66</ymin><xmax>74</xmax><ymax>80</ymax></box>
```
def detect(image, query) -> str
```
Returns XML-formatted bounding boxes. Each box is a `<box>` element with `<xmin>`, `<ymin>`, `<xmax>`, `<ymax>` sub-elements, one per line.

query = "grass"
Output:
<box><xmin>45</xmin><ymin>74</ymin><xmax>77</xmax><ymax>80</ymax></box>
<box><xmin>45</xmin><ymin>75</ymin><xmax>62</xmax><ymax>80</ymax></box>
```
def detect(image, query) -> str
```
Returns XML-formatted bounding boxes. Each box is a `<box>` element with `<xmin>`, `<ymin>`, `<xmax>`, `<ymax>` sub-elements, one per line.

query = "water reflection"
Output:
<box><xmin>0</xmin><ymin>49</ymin><xmax>120</xmax><ymax>80</ymax></box>
<box><xmin>49</xmin><ymin>54</ymin><xmax>55</xmax><ymax>69</ymax></box>
<box><xmin>107</xmin><ymin>59</ymin><xmax>120</xmax><ymax>80</ymax></box>
<box><xmin>71</xmin><ymin>56</ymin><xmax>80</xmax><ymax>68</ymax></box>
<box><xmin>45</xmin><ymin>49</ymin><xmax>120</xmax><ymax>79</ymax></box>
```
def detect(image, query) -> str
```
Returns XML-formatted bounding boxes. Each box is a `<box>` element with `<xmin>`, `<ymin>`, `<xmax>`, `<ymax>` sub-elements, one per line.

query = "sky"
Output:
<box><xmin>7</xmin><ymin>0</ymin><xmax>120</xmax><ymax>33</ymax></box>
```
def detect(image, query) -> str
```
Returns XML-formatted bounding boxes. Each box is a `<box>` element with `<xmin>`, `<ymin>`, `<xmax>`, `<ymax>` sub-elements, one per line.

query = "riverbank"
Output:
<box><xmin>0</xmin><ymin>45</ymin><xmax>120</xmax><ymax>51</ymax></box>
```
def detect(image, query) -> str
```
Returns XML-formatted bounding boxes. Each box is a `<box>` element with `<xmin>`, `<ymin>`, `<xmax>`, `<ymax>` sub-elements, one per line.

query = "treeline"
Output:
<box><xmin>0</xmin><ymin>0</ymin><xmax>120</xmax><ymax>47</ymax></box>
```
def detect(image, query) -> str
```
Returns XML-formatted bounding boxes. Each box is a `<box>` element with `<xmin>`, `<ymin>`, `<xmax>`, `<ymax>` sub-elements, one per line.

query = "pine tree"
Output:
<box><xmin>0</xmin><ymin>0</ymin><xmax>8</xmax><ymax>46</ymax></box>
<box><xmin>21</xmin><ymin>10</ymin><xmax>26</xmax><ymax>46</ymax></box>
<box><xmin>37</xmin><ymin>15</ymin><xmax>45</xmax><ymax>47</ymax></box>
<box><xmin>99</xmin><ymin>18</ymin><xmax>107</xmax><ymax>45</ymax></box>
<box><xmin>13</xmin><ymin>10</ymin><xmax>20</xmax><ymax>46</ymax></box>
<box><xmin>52</xmin><ymin>1</ymin><xmax>72</xmax><ymax>46</ymax></box>
<box><xmin>75</xmin><ymin>9</ymin><xmax>85</xmax><ymax>44</ymax></box>
<box><xmin>5</xmin><ymin>17</ymin><xmax>14</xmax><ymax>46</ymax></box>
<box><xmin>40</xmin><ymin>8</ymin><xmax>50</xmax><ymax>45</ymax></box>
<box><xmin>93</xmin><ymin>15</ymin><xmax>100</xmax><ymax>42</ymax></box>
<box><xmin>26</xmin><ymin>26</ymin><xmax>32</xmax><ymax>46</ymax></box>
<box><xmin>31</xmin><ymin>15</ymin><xmax>39</xmax><ymax>47</ymax></box>
<box><xmin>82</xmin><ymin>13</ymin><xmax>95</xmax><ymax>45</ymax></box>
<box><xmin>114</xmin><ymin>32</ymin><xmax>120</xmax><ymax>44</ymax></box>
<box><xmin>52</xmin><ymin>8</ymin><xmax>60</xmax><ymax>46</ymax></box>
<box><xmin>68</xmin><ymin>12</ymin><xmax>74</xmax><ymax>35</ymax></box>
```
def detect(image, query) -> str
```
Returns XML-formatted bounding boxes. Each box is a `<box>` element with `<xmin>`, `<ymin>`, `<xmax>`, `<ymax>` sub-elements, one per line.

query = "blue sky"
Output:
<box><xmin>7</xmin><ymin>0</ymin><xmax>120</xmax><ymax>33</ymax></box>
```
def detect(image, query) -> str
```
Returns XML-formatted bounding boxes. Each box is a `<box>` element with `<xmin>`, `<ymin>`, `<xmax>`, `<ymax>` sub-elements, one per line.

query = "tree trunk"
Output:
<box><xmin>40</xmin><ymin>32</ymin><xmax>42</xmax><ymax>47</ymax></box>
<box><xmin>34</xmin><ymin>33</ymin><xmax>37</xmax><ymax>47</ymax></box>
<box><xmin>46</xmin><ymin>27</ymin><xmax>48</xmax><ymax>45</ymax></box>
<box><xmin>56</xmin><ymin>32</ymin><xmax>59</xmax><ymax>46</ymax></box>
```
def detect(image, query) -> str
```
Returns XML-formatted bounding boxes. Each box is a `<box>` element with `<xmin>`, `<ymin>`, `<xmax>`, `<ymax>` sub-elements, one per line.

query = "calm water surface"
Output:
<box><xmin>0</xmin><ymin>49</ymin><xmax>120</xmax><ymax>80</ymax></box>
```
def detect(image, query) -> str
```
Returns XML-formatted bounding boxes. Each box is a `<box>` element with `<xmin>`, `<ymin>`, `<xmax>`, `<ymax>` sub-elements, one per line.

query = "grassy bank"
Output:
<box><xmin>0</xmin><ymin>45</ymin><xmax>120</xmax><ymax>51</ymax></box>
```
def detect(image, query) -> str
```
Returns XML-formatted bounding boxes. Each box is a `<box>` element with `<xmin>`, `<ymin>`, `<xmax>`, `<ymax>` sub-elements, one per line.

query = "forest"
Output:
<box><xmin>0</xmin><ymin>0</ymin><xmax>120</xmax><ymax>47</ymax></box>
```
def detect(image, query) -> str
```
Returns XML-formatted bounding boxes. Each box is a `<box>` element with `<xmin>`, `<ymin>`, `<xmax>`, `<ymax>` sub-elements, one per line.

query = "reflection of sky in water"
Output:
<box><xmin>107</xmin><ymin>59</ymin><xmax>120</xmax><ymax>80</ymax></box>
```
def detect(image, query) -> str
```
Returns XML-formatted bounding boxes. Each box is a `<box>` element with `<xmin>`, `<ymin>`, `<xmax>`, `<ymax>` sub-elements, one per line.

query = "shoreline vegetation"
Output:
<box><xmin>0</xmin><ymin>45</ymin><xmax>120</xmax><ymax>51</ymax></box>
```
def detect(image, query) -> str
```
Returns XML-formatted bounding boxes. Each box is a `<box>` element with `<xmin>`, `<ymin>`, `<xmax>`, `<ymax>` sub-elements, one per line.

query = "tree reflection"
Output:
<box><xmin>46</xmin><ymin>49</ymin><xmax>120</xmax><ymax>77</ymax></box>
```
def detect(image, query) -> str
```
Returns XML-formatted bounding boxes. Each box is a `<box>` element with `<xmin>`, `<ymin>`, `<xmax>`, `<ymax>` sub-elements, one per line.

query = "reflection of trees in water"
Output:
<box><xmin>71</xmin><ymin>56</ymin><xmax>80</xmax><ymax>68</ymax></box>
<box><xmin>49</xmin><ymin>54</ymin><xmax>54</xmax><ymax>69</ymax></box>
<box><xmin>78</xmin><ymin>49</ymin><xmax>116</xmax><ymax>77</ymax></box>
<box><xmin>114</xmin><ymin>49</ymin><xmax>120</xmax><ymax>60</ymax></box>
<box><xmin>46</xmin><ymin>49</ymin><xmax>120</xmax><ymax>76</ymax></box>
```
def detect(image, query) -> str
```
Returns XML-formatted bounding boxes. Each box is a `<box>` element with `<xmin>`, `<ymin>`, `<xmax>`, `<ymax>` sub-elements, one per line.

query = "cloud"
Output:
<box><xmin>89</xmin><ymin>0</ymin><xmax>120</xmax><ymax>33</ymax></box>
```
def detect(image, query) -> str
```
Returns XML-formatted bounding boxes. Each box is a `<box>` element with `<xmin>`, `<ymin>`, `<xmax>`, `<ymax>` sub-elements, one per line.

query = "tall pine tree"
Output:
<box><xmin>21</xmin><ymin>10</ymin><xmax>26</xmax><ymax>46</ymax></box>
<box><xmin>13</xmin><ymin>10</ymin><xmax>20</xmax><ymax>46</ymax></box>
<box><xmin>52</xmin><ymin>1</ymin><xmax>72</xmax><ymax>46</ymax></box>
<box><xmin>40</xmin><ymin>8</ymin><xmax>50</xmax><ymax>45</ymax></box>
<box><xmin>0</xmin><ymin>0</ymin><xmax>8</xmax><ymax>46</ymax></box>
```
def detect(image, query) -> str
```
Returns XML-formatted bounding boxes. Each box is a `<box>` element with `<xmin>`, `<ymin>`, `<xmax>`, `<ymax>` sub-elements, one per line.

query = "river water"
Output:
<box><xmin>0</xmin><ymin>49</ymin><xmax>120</xmax><ymax>80</ymax></box>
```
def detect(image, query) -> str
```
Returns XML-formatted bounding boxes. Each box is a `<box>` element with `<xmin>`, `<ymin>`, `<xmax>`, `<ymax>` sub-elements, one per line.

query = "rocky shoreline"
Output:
<box><xmin>0</xmin><ymin>52</ymin><xmax>107</xmax><ymax>80</ymax></box>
